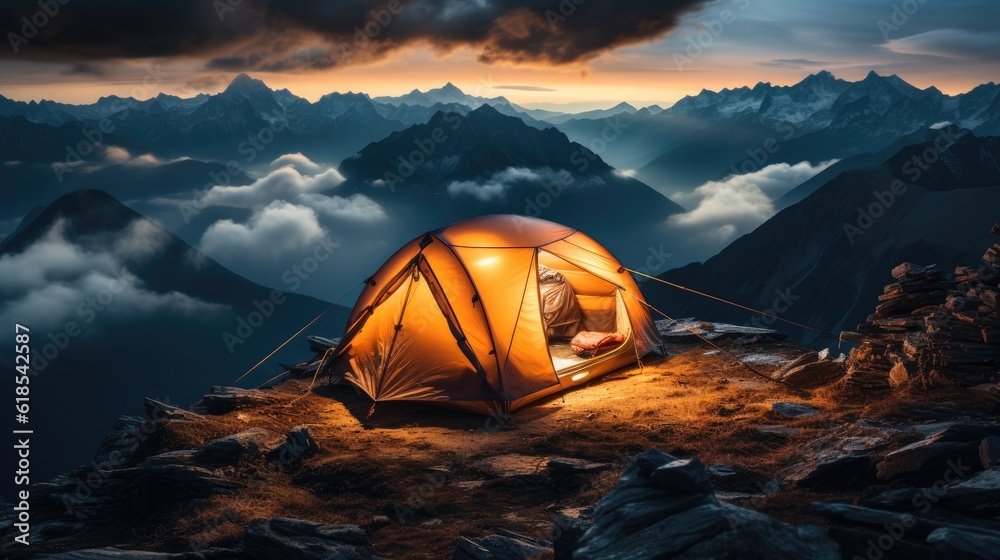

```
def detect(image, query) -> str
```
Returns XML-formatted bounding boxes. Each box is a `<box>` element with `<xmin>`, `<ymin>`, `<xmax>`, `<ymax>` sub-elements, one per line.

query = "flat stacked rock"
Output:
<box><xmin>840</xmin><ymin>221</ymin><xmax>1000</xmax><ymax>390</ymax></box>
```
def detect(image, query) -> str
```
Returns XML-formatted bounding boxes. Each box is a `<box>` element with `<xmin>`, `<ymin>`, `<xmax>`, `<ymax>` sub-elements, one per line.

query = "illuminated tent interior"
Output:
<box><xmin>328</xmin><ymin>215</ymin><xmax>662</xmax><ymax>417</ymax></box>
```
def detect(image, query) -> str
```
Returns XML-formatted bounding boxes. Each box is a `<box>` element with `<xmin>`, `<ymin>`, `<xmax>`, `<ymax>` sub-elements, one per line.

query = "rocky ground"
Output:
<box><xmin>1</xmin><ymin>323</ymin><xmax>999</xmax><ymax>559</ymax></box>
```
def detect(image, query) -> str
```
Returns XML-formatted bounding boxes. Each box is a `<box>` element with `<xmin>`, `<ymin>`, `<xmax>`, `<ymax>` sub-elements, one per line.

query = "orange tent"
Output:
<box><xmin>330</xmin><ymin>215</ymin><xmax>662</xmax><ymax>417</ymax></box>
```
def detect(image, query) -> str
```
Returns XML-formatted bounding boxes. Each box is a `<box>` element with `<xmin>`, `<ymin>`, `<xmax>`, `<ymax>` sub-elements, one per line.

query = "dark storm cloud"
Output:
<box><xmin>1</xmin><ymin>0</ymin><xmax>709</xmax><ymax>69</ymax></box>
<box><xmin>1</xmin><ymin>0</ymin><xmax>267</xmax><ymax>59</ymax></box>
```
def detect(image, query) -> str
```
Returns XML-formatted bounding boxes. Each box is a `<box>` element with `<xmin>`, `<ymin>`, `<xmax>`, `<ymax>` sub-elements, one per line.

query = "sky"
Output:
<box><xmin>1</xmin><ymin>0</ymin><xmax>998</xmax><ymax>109</ymax></box>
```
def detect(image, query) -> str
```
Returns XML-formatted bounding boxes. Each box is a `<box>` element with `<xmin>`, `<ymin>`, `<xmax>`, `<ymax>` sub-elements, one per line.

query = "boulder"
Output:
<box><xmin>452</xmin><ymin>529</ymin><xmax>552</xmax><ymax>560</ymax></box>
<box><xmin>707</xmin><ymin>464</ymin><xmax>737</xmax><ymax>478</ymax></box>
<box><xmin>472</xmin><ymin>454</ymin><xmax>551</xmax><ymax>478</ymax></box>
<box><xmin>936</xmin><ymin>468</ymin><xmax>1000</xmax><ymax>516</ymax></box>
<box><xmin>877</xmin><ymin>422</ymin><xmax>996</xmax><ymax>482</ymax></box>
<box><xmin>92</xmin><ymin>416</ymin><xmax>162</xmax><ymax>469</ymax></box>
<box><xmin>674</xmin><ymin>506</ymin><xmax>838</xmax><ymax>560</ymax></box>
<box><xmin>567</xmin><ymin>449</ymin><xmax>838</xmax><ymax>560</ymax></box>
<box><xmin>203</xmin><ymin>428</ymin><xmax>284</xmax><ymax>462</ymax></box>
<box><xmin>144</xmin><ymin>398</ymin><xmax>199</xmax><ymax>421</ymax></box>
<box><xmin>243</xmin><ymin>518</ymin><xmax>371</xmax><ymax>560</ymax></box>
<box><xmin>777</xmin><ymin>424</ymin><xmax>893</xmax><ymax>490</ymax></box>
<box><xmin>776</xmin><ymin>360</ymin><xmax>845</xmax><ymax>389</ymax></box>
<box><xmin>547</xmin><ymin>457</ymin><xmax>609</xmax><ymax>475</ymax></box>
<box><xmin>553</xmin><ymin>514</ymin><xmax>592</xmax><ymax>560</ymax></box>
<box><xmin>927</xmin><ymin>527</ymin><xmax>1000</xmax><ymax>560</ymax></box>
<box><xmin>825</xmin><ymin>524</ymin><xmax>935</xmax><ymax>560</ymax></box>
<box><xmin>191</xmin><ymin>386</ymin><xmax>275</xmax><ymax>415</ymax></box>
<box><xmin>145</xmin><ymin>464</ymin><xmax>244</xmax><ymax>498</ymax></box>
<box><xmin>771</xmin><ymin>402</ymin><xmax>821</xmax><ymax>419</ymax></box>
<box><xmin>980</xmin><ymin>436</ymin><xmax>1000</xmax><ymax>469</ymax></box>
<box><xmin>266</xmin><ymin>426</ymin><xmax>320</xmax><ymax>468</ymax></box>
<box><xmin>139</xmin><ymin>449</ymin><xmax>200</xmax><ymax>467</ymax></box>
<box><xmin>891</xmin><ymin>263</ymin><xmax>942</xmax><ymax>281</ymax></box>
<box><xmin>757</xmin><ymin>425</ymin><xmax>800</xmax><ymax>438</ymax></box>
<box><xmin>810</xmin><ymin>501</ymin><xmax>998</xmax><ymax>543</ymax></box>
<box><xmin>547</xmin><ymin>457</ymin><xmax>610</xmax><ymax>489</ymax></box>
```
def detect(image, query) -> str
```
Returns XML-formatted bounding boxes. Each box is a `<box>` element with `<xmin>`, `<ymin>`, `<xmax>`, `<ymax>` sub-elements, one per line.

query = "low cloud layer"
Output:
<box><xmin>200</xmin><ymin>201</ymin><xmax>326</xmax><ymax>262</ymax></box>
<box><xmin>669</xmin><ymin>159</ymin><xmax>837</xmax><ymax>244</ymax></box>
<box><xmin>0</xmin><ymin>220</ymin><xmax>224</xmax><ymax>331</ymax></box>
<box><xmin>199</xmin><ymin>165</ymin><xmax>346</xmax><ymax>209</ymax></box>
<box><xmin>885</xmin><ymin>29</ymin><xmax>1000</xmax><ymax>62</ymax></box>
<box><xmin>269</xmin><ymin>152</ymin><xmax>329</xmax><ymax>175</ymax></box>
<box><xmin>446</xmin><ymin>167</ymin><xmax>567</xmax><ymax>202</ymax></box>
<box><xmin>297</xmin><ymin>193</ymin><xmax>387</xmax><ymax>222</ymax></box>
<box><xmin>195</xmin><ymin>156</ymin><xmax>385</xmax><ymax>224</ymax></box>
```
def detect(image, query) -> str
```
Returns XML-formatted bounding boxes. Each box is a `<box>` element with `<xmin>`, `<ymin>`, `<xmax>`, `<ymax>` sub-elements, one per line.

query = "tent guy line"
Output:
<box><xmin>624</xmin><ymin>268</ymin><xmax>835</xmax><ymax>338</ymax></box>
<box><xmin>228</xmin><ymin>280</ymin><xmax>367</xmax><ymax>387</ymax></box>
<box><xmin>625</xmin><ymin>291</ymin><xmax>786</xmax><ymax>386</ymax></box>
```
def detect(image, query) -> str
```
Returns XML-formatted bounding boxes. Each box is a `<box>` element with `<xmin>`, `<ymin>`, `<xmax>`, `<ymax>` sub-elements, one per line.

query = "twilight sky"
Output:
<box><xmin>1</xmin><ymin>0</ymin><xmax>997</xmax><ymax>108</ymax></box>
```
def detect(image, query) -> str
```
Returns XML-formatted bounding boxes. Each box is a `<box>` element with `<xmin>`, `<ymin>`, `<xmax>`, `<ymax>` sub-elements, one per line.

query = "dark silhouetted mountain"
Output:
<box><xmin>341</xmin><ymin>104</ymin><xmax>614</xmax><ymax>181</ymax></box>
<box><xmin>773</xmin><ymin>126</ymin><xmax>959</xmax><ymax>209</ymax></box>
<box><xmin>0</xmin><ymin>115</ymin><xmax>133</xmax><ymax>162</ymax></box>
<box><xmin>338</xmin><ymin>104</ymin><xmax>683</xmax><ymax>267</ymax></box>
<box><xmin>636</xmin><ymin>116</ymin><xmax>786</xmax><ymax>195</ymax></box>
<box><xmin>212</xmin><ymin>73</ymin><xmax>286</xmax><ymax>122</ymax></box>
<box><xmin>645</xmin><ymin>130</ymin><xmax>1000</xmax><ymax>347</ymax></box>
<box><xmin>0</xmin><ymin>190</ymin><xmax>349</xmax><ymax>491</ymax></box>
<box><xmin>556</xmin><ymin>110</ymin><xmax>712</xmax><ymax>174</ymax></box>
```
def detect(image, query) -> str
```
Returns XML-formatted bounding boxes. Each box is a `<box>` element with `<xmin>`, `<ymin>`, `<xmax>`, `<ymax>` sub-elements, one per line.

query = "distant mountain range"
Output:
<box><xmin>645</xmin><ymin>129</ymin><xmax>1000</xmax><ymax>347</ymax></box>
<box><xmin>0</xmin><ymin>76</ymin><xmax>561</xmax><ymax>166</ymax></box>
<box><xmin>3</xmin><ymin>69</ymin><xmax>997</xmax><ymax>197</ymax></box>
<box><xmin>554</xmin><ymin>71</ymin><xmax>1000</xmax><ymax>195</ymax></box>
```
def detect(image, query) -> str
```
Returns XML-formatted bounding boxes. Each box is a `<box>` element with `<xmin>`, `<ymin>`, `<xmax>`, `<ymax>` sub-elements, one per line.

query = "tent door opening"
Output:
<box><xmin>537</xmin><ymin>250</ymin><xmax>633</xmax><ymax>376</ymax></box>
